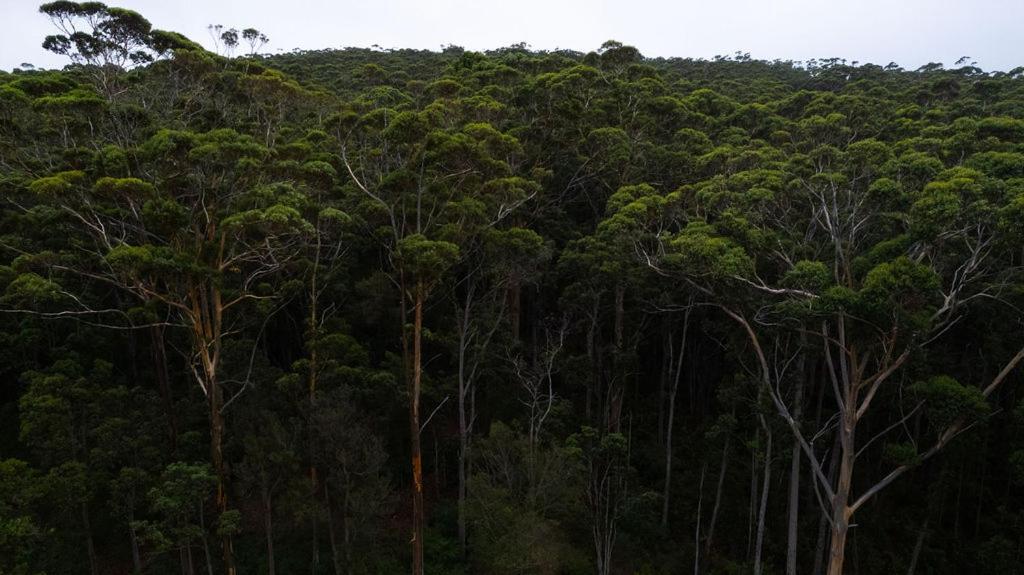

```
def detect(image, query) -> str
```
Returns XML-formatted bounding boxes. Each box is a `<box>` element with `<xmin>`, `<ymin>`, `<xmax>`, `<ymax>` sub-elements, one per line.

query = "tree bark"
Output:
<box><xmin>325</xmin><ymin>482</ymin><xmax>343</xmax><ymax>575</ymax></box>
<box><xmin>82</xmin><ymin>502</ymin><xmax>99</xmax><ymax>575</ymax></box>
<box><xmin>786</xmin><ymin>347</ymin><xmax>807</xmax><ymax>575</ymax></box>
<box><xmin>701</xmin><ymin>430</ymin><xmax>731</xmax><ymax>575</ymax></box>
<box><xmin>410</xmin><ymin>282</ymin><xmax>426</xmax><ymax>575</ymax></box>
<box><xmin>208</xmin><ymin>373</ymin><xmax>235</xmax><ymax>575</ymax></box>
<box><xmin>825</xmin><ymin>414</ymin><xmax>855</xmax><ymax>575</ymax></box>
<box><xmin>661</xmin><ymin>310</ymin><xmax>690</xmax><ymax>529</ymax></box>
<box><xmin>149</xmin><ymin>325</ymin><xmax>178</xmax><ymax>453</ymax></box>
<box><xmin>753</xmin><ymin>415</ymin><xmax>772</xmax><ymax>575</ymax></box>
<box><xmin>906</xmin><ymin>518</ymin><xmax>928</xmax><ymax>575</ymax></box>
<box><xmin>263</xmin><ymin>485</ymin><xmax>276</xmax><ymax>575</ymax></box>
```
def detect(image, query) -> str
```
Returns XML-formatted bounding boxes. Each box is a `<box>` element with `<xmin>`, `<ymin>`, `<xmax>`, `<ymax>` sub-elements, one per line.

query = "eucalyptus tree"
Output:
<box><xmin>638</xmin><ymin>126</ymin><xmax>1024</xmax><ymax>575</ymax></box>
<box><xmin>24</xmin><ymin>127</ymin><xmax>312</xmax><ymax>574</ymax></box>
<box><xmin>338</xmin><ymin>97</ymin><xmax>538</xmax><ymax>573</ymax></box>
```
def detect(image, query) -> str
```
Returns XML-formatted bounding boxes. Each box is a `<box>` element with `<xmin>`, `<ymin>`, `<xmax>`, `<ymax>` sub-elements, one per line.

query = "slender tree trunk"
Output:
<box><xmin>343</xmin><ymin>489</ymin><xmax>353</xmax><ymax>575</ymax></box>
<box><xmin>826</xmin><ymin>416</ymin><xmax>855</xmax><ymax>575</ymax></box>
<box><xmin>325</xmin><ymin>482</ymin><xmax>343</xmax><ymax>575</ymax></box>
<box><xmin>456</xmin><ymin>287</ymin><xmax>471</xmax><ymax>555</ymax></box>
<box><xmin>786</xmin><ymin>347</ymin><xmax>807</xmax><ymax>575</ymax></box>
<box><xmin>129</xmin><ymin>510</ymin><xmax>143</xmax><ymax>575</ymax></box>
<box><xmin>905</xmin><ymin>518</ymin><xmax>928</xmax><ymax>575</ymax></box>
<box><xmin>753</xmin><ymin>415</ymin><xmax>772</xmax><ymax>575</ymax></box>
<box><xmin>150</xmin><ymin>325</ymin><xmax>179</xmax><ymax>453</ymax></box>
<box><xmin>747</xmin><ymin>427</ymin><xmax>759</xmax><ymax>561</ymax></box>
<box><xmin>693</xmin><ymin>463</ymin><xmax>707</xmax><ymax>575</ymax></box>
<box><xmin>264</xmin><ymin>486</ymin><xmax>276</xmax><ymax>575</ymax></box>
<box><xmin>813</xmin><ymin>432</ymin><xmax>843</xmax><ymax>575</ymax></box>
<box><xmin>662</xmin><ymin>311</ymin><xmax>690</xmax><ymax>529</ymax></box>
<box><xmin>208</xmin><ymin>375</ymin><xmax>235</xmax><ymax>575</ymax></box>
<box><xmin>701</xmin><ymin>431</ymin><xmax>731</xmax><ymax>575</ymax></box>
<box><xmin>180</xmin><ymin>547</ymin><xmax>194</xmax><ymax>575</ymax></box>
<box><xmin>200</xmin><ymin>506</ymin><xmax>214</xmax><ymax>575</ymax></box>
<box><xmin>410</xmin><ymin>282</ymin><xmax>426</xmax><ymax>575</ymax></box>
<box><xmin>82</xmin><ymin>503</ymin><xmax>99</xmax><ymax>575</ymax></box>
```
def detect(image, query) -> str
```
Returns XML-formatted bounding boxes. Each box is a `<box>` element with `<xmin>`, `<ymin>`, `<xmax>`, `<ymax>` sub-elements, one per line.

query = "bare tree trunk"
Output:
<box><xmin>786</xmin><ymin>347</ymin><xmax>807</xmax><ymax>575</ymax></box>
<box><xmin>263</xmin><ymin>486</ymin><xmax>276</xmax><ymax>575</ymax></box>
<box><xmin>343</xmin><ymin>489</ymin><xmax>353</xmax><ymax>575</ymax></box>
<box><xmin>180</xmin><ymin>546</ymin><xmax>194</xmax><ymax>575</ymax></box>
<box><xmin>826</xmin><ymin>418</ymin><xmax>855</xmax><ymax>575</ymax></box>
<box><xmin>906</xmin><ymin>518</ymin><xmax>928</xmax><ymax>575</ymax></box>
<box><xmin>662</xmin><ymin>310</ymin><xmax>690</xmax><ymax>529</ymax></box>
<box><xmin>456</xmin><ymin>287</ymin><xmax>471</xmax><ymax>555</ymax></box>
<box><xmin>200</xmin><ymin>505</ymin><xmax>214</xmax><ymax>575</ymax></box>
<box><xmin>813</xmin><ymin>432</ymin><xmax>842</xmax><ymax>575</ymax></box>
<box><xmin>701</xmin><ymin>431</ymin><xmax>731</xmax><ymax>575</ymax></box>
<box><xmin>325</xmin><ymin>482</ymin><xmax>343</xmax><ymax>575</ymax></box>
<box><xmin>753</xmin><ymin>415</ymin><xmax>773</xmax><ymax>575</ymax></box>
<box><xmin>410</xmin><ymin>282</ymin><xmax>426</xmax><ymax>575</ymax></box>
<box><xmin>209</xmin><ymin>375</ymin><xmax>235</xmax><ymax>575</ymax></box>
<box><xmin>693</xmin><ymin>463</ymin><xmax>707</xmax><ymax>575</ymax></box>
<box><xmin>129</xmin><ymin>511</ymin><xmax>143</xmax><ymax>575</ymax></box>
<box><xmin>82</xmin><ymin>503</ymin><xmax>99</xmax><ymax>575</ymax></box>
<box><xmin>150</xmin><ymin>325</ymin><xmax>178</xmax><ymax>453</ymax></box>
<box><xmin>747</xmin><ymin>427</ymin><xmax>759</xmax><ymax>561</ymax></box>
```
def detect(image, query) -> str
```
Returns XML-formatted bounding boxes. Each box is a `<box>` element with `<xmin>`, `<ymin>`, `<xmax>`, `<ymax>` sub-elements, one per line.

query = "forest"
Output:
<box><xmin>2</xmin><ymin>3</ymin><xmax>1024</xmax><ymax>574</ymax></box>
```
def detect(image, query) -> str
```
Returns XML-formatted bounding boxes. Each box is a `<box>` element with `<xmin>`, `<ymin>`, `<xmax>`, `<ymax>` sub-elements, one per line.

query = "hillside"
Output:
<box><xmin>3</xmin><ymin>4</ymin><xmax>1024</xmax><ymax>575</ymax></box>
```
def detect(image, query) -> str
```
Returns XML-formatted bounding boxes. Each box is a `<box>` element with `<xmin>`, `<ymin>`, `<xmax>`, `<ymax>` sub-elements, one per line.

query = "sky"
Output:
<box><xmin>1</xmin><ymin>0</ymin><xmax>1022</xmax><ymax>72</ymax></box>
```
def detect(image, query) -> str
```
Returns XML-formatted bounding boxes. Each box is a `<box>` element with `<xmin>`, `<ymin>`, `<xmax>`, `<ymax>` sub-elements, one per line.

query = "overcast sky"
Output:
<box><xmin>2</xmin><ymin>0</ymin><xmax>1022</xmax><ymax>72</ymax></box>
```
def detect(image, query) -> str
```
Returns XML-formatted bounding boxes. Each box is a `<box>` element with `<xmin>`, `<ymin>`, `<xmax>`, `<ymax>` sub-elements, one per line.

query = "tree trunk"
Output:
<box><xmin>693</xmin><ymin>463</ymin><xmax>707</xmax><ymax>575</ymax></box>
<box><xmin>701</xmin><ymin>431</ymin><xmax>731</xmax><ymax>575</ymax></box>
<box><xmin>410</xmin><ymin>282</ymin><xmax>426</xmax><ymax>575</ymax></box>
<box><xmin>325</xmin><ymin>482</ymin><xmax>343</xmax><ymax>575</ymax></box>
<box><xmin>150</xmin><ymin>325</ymin><xmax>178</xmax><ymax>453</ymax></box>
<box><xmin>906</xmin><ymin>518</ymin><xmax>928</xmax><ymax>575</ymax></box>
<box><xmin>180</xmin><ymin>546</ymin><xmax>194</xmax><ymax>575</ymax></box>
<box><xmin>82</xmin><ymin>502</ymin><xmax>99</xmax><ymax>575</ymax></box>
<box><xmin>662</xmin><ymin>311</ymin><xmax>690</xmax><ymax>529</ymax></box>
<box><xmin>813</xmin><ymin>432</ymin><xmax>843</xmax><ymax>575</ymax></box>
<box><xmin>753</xmin><ymin>416</ymin><xmax>772</xmax><ymax>575</ymax></box>
<box><xmin>209</xmin><ymin>375</ymin><xmax>235</xmax><ymax>575</ymax></box>
<box><xmin>826</xmin><ymin>417</ymin><xmax>855</xmax><ymax>575</ymax></box>
<box><xmin>264</xmin><ymin>486</ymin><xmax>276</xmax><ymax>575</ymax></box>
<box><xmin>456</xmin><ymin>287</ymin><xmax>471</xmax><ymax>555</ymax></box>
<box><xmin>786</xmin><ymin>348</ymin><xmax>807</xmax><ymax>575</ymax></box>
<box><xmin>747</xmin><ymin>427</ymin><xmax>759</xmax><ymax>561</ymax></box>
<box><xmin>129</xmin><ymin>511</ymin><xmax>143</xmax><ymax>575</ymax></box>
<box><xmin>308</xmin><ymin>236</ymin><xmax>322</xmax><ymax>573</ymax></box>
<box><xmin>201</xmin><ymin>506</ymin><xmax>214</xmax><ymax>575</ymax></box>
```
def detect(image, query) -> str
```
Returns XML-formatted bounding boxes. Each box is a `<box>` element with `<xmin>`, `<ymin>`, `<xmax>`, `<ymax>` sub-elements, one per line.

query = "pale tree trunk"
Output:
<box><xmin>191</xmin><ymin>278</ymin><xmax>235</xmax><ymax>575</ymax></box>
<box><xmin>661</xmin><ymin>309</ymin><xmax>691</xmax><ymax>529</ymax></box>
<box><xmin>308</xmin><ymin>232</ymin><xmax>322</xmax><ymax>573</ymax></box>
<box><xmin>906</xmin><ymin>518</ymin><xmax>928</xmax><ymax>575</ymax></box>
<box><xmin>82</xmin><ymin>503</ymin><xmax>99</xmax><ymax>575</ymax></box>
<box><xmin>263</xmin><ymin>483</ymin><xmax>276</xmax><ymax>575</ymax></box>
<box><xmin>747</xmin><ymin>427</ymin><xmax>759</xmax><ymax>561</ymax></box>
<box><xmin>693</xmin><ymin>463</ymin><xmax>707</xmax><ymax>575</ymax></box>
<box><xmin>410</xmin><ymin>282</ymin><xmax>426</xmax><ymax>575</ymax></box>
<box><xmin>825</xmin><ymin>413</ymin><xmax>855</xmax><ymax>575</ymax></box>
<box><xmin>150</xmin><ymin>325</ymin><xmax>178</xmax><ymax>453</ymax></box>
<box><xmin>700</xmin><ymin>431</ymin><xmax>731</xmax><ymax>575</ymax></box>
<box><xmin>753</xmin><ymin>414</ymin><xmax>773</xmax><ymax>575</ymax></box>
<box><xmin>813</xmin><ymin>432</ymin><xmax>842</xmax><ymax>575</ymax></box>
<box><xmin>129</xmin><ymin>510</ymin><xmax>142</xmax><ymax>575</ymax></box>
<box><xmin>456</xmin><ymin>284</ymin><xmax>473</xmax><ymax>554</ymax></box>
<box><xmin>325</xmin><ymin>482</ymin><xmax>343</xmax><ymax>575</ymax></box>
<box><xmin>786</xmin><ymin>347</ymin><xmax>807</xmax><ymax>575</ymax></box>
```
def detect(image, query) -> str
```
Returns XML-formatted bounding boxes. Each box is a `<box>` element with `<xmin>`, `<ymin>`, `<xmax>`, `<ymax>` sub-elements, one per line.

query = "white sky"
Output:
<box><xmin>1</xmin><ymin>0</ymin><xmax>1022</xmax><ymax>72</ymax></box>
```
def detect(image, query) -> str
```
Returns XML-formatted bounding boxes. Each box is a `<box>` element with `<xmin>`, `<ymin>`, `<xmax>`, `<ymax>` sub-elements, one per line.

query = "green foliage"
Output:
<box><xmin>3</xmin><ymin>10</ymin><xmax>1024</xmax><ymax>575</ymax></box>
<box><xmin>911</xmin><ymin>375</ymin><xmax>990</xmax><ymax>432</ymax></box>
